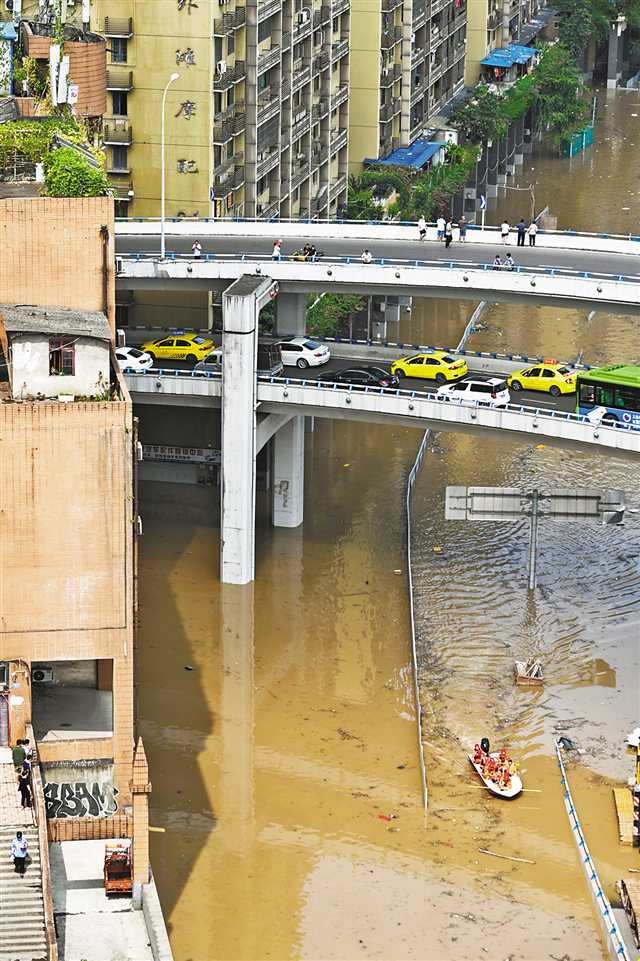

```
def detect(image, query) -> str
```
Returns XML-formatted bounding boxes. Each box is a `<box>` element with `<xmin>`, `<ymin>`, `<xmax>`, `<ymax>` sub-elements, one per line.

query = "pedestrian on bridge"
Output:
<box><xmin>361</xmin><ymin>249</ymin><xmax>373</xmax><ymax>264</ymax></box>
<box><xmin>436</xmin><ymin>215</ymin><xmax>445</xmax><ymax>240</ymax></box>
<box><xmin>501</xmin><ymin>220</ymin><xmax>510</xmax><ymax>244</ymax></box>
<box><xmin>444</xmin><ymin>220</ymin><xmax>453</xmax><ymax>248</ymax></box>
<box><xmin>505</xmin><ymin>253</ymin><xmax>515</xmax><ymax>270</ymax></box>
<box><xmin>272</xmin><ymin>239</ymin><xmax>282</xmax><ymax>260</ymax></box>
<box><xmin>493</xmin><ymin>254</ymin><xmax>502</xmax><ymax>270</ymax></box>
<box><xmin>10</xmin><ymin>831</ymin><xmax>28</xmax><ymax>876</ymax></box>
<box><xmin>458</xmin><ymin>216</ymin><xmax>467</xmax><ymax>242</ymax></box>
<box><xmin>417</xmin><ymin>216</ymin><xmax>427</xmax><ymax>241</ymax></box>
<box><xmin>191</xmin><ymin>240</ymin><xmax>202</xmax><ymax>259</ymax></box>
<box><xmin>517</xmin><ymin>218</ymin><xmax>527</xmax><ymax>247</ymax></box>
<box><xmin>528</xmin><ymin>220</ymin><xmax>538</xmax><ymax>246</ymax></box>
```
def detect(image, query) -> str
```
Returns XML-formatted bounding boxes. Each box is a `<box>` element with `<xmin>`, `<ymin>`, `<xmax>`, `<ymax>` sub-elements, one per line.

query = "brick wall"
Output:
<box><xmin>0</xmin><ymin>198</ymin><xmax>115</xmax><ymax>331</ymax></box>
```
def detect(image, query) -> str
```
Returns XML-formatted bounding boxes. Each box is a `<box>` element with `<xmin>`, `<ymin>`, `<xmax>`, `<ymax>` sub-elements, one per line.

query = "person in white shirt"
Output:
<box><xmin>504</xmin><ymin>253</ymin><xmax>515</xmax><ymax>270</ymax></box>
<box><xmin>417</xmin><ymin>216</ymin><xmax>427</xmax><ymax>241</ymax></box>
<box><xmin>272</xmin><ymin>240</ymin><xmax>282</xmax><ymax>260</ymax></box>
<box><xmin>11</xmin><ymin>831</ymin><xmax>28</xmax><ymax>876</ymax></box>
<box><xmin>191</xmin><ymin>240</ymin><xmax>202</xmax><ymax>259</ymax></box>
<box><xmin>361</xmin><ymin>249</ymin><xmax>373</xmax><ymax>264</ymax></box>
<box><xmin>436</xmin><ymin>216</ymin><xmax>446</xmax><ymax>240</ymax></box>
<box><xmin>501</xmin><ymin>220</ymin><xmax>510</xmax><ymax>244</ymax></box>
<box><xmin>528</xmin><ymin>220</ymin><xmax>538</xmax><ymax>246</ymax></box>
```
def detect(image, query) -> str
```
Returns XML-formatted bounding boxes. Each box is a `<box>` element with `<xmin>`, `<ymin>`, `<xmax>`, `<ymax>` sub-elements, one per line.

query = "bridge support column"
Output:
<box><xmin>607</xmin><ymin>21</ymin><xmax>625</xmax><ymax>89</ymax></box>
<box><xmin>272</xmin><ymin>415</ymin><xmax>304</xmax><ymax>528</ymax></box>
<box><xmin>276</xmin><ymin>292</ymin><xmax>307</xmax><ymax>336</ymax></box>
<box><xmin>220</xmin><ymin>277</ymin><xmax>268</xmax><ymax>584</ymax></box>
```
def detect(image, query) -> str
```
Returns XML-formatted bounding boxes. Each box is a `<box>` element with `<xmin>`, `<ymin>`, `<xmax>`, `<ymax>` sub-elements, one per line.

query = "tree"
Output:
<box><xmin>449</xmin><ymin>85</ymin><xmax>508</xmax><ymax>144</ymax></box>
<box><xmin>531</xmin><ymin>43</ymin><xmax>590</xmax><ymax>144</ymax></box>
<box><xmin>345</xmin><ymin>175</ymin><xmax>378</xmax><ymax>220</ymax></box>
<box><xmin>307</xmin><ymin>294</ymin><xmax>364</xmax><ymax>337</ymax></box>
<box><xmin>557</xmin><ymin>0</ymin><xmax>610</xmax><ymax>61</ymax></box>
<box><xmin>43</xmin><ymin>147</ymin><xmax>110</xmax><ymax>197</ymax></box>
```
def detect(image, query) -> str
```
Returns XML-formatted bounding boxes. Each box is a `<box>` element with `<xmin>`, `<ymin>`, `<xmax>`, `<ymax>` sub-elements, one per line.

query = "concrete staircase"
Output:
<box><xmin>0</xmin><ymin>760</ymin><xmax>47</xmax><ymax>961</ymax></box>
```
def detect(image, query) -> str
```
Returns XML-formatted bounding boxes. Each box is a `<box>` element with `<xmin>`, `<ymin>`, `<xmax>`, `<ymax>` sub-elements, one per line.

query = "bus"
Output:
<box><xmin>576</xmin><ymin>365</ymin><xmax>640</xmax><ymax>427</ymax></box>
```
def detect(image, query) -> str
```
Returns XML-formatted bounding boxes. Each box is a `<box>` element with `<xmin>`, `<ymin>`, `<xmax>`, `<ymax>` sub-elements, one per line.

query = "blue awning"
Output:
<box><xmin>375</xmin><ymin>138</ymin><xmax>446</xmax><ymax>168</ymax></box>
<box><xmin>507</xmin><ymin>43</ymin><xmax>537</xmax><ymax>62</ymax></box>
<box><xmin>0</xmin><ymin>22</ymin><xmax>17</xmax><ymax>41</ymax></box>
<box><xmin>481</xmin><ymin>49</ymin><xmax>516</xmax><ymax>68</ymax></box>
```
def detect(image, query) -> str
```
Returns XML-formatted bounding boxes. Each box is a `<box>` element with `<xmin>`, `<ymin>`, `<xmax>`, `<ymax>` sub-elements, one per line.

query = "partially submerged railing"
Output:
<box><xmin>27</xmin><ymin>724</ymin><xmax>58</xmax><ymax>961</ymax></box>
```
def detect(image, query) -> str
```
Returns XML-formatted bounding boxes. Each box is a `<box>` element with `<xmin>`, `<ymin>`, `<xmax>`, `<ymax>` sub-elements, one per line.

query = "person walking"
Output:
<box><xmin>444</xmin><ymin>220</ymin><xmax>453</xmax><ymax>248</ymax></box>
<box><xmin>417</xmin><ymin>216</ymin><xmax>427</xmax><ymax>241</ymax></box>
<box><xmin>191</xmin><ymin>240</ymin><xmax>202</xmax><ymax>259</ymax></box>
<box><xmin>361</xmin><ymin>249</ymin><xmax>373</xmax><ymax>264</ymax></box>
<box><xmin>504</xmin><ymin>252</ymin><xmax>515</xmax><ymax>270</ymax></box>
<box><xmin>436</xmin><ymin>215</ymin><xmax>445</xmax><ymax>241</ymax></box>
<box><xmin>458</xmin><ymin>216</ymin><xmax>467</xmax><ymax>242</ymax></box>
<box><xmin>516</xmin><ymin>218</ymin><xmax>526</xmax><ymax>247</ymax></box>
<box><xmin>528</xmin><ymin>220</ymin><xmax>538</xmax><ymax>246</ymax></box>
<box><xmin>11</xmin><ymin>831</ymin><xmax>28</xmax><ymax>876</ymax></box>
<box><xmin>493</xmin><ymin>253</ymin><xmax>502</xmax><ymax>270</ymax></box>
<box><xmin>12</xmin><ymin>739</ymin><xmax>26</xmax><ymax>772</ymax></box>
<box><xmin>272</xmin><ymin>239</ymin><xmax>282</xmax><ymax>260</ymax></box>
<box><xmin>18</xmin><ymin>764</ymin><xmax>31</xmax><ymax>809</ymax></box>
<box><xmin>500</xmin><ymin>220</ymin><xmax>510</xmax><ymax>244</ymax></box>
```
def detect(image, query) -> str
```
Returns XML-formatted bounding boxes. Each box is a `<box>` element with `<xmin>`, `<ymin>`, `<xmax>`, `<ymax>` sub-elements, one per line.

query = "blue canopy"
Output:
<box><xmin>507</xmin><ymin>43</ymin><xmax>537</xmax><ymax>63</ymax></box>
<box><xmin>0</xmin><ymin>22</ymin><xmax>17</xmax><ymax>41</ymax></box>
<box><xmin>375</xmin><ymin>138</ymin><xmax>446</xmax><ymax>168</ymax></box>
<box><xmin>481</xmin><ymin>49</ymin><xmax>516</xmax><ymax>68</ymax></box>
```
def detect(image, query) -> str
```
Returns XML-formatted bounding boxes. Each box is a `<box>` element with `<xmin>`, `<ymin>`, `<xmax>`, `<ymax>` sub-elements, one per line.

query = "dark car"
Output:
<box><xmin>315</xmin><ymin>366</ymin><xmax>399</xmax><ymax>388</ymax></box>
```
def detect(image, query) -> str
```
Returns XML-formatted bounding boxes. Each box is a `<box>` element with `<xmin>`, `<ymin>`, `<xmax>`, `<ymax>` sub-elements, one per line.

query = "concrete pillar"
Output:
<box><xmin>486</xmin><ymin>139</ymin><xmax>499</xmax><ymax>198</ymax></box>
<box><xmin>607</xmin><ymin>21</ymin><xmax>626</xmax><ymax>89</ymax></box>
<box><xmin>514</xmin><ymin>116</ymin><xmax>525</xmax><ymax>167</ymax></box>
<box><xmin>272</xmin><ymin>415</ymin><xmax>304</xmax><ymax>528</ymax></box>
<box><xmin>497</xmin><ymin>136</ymin><xmax>507</xmax><ymax>186</ymax></box>
<box><xmin>131</xmin><ymin>737</ymin><xmax>151</xmax><ymax>906</ymax></box>
<box><xmin>220</xmin><ymin>276</ymin><xmax>273</xmax><ymax>585</ymax></box>
<box><xmin>276</xmin><ymin>292</ymin><xmax>307</xmax><ymax>337</ymax></box>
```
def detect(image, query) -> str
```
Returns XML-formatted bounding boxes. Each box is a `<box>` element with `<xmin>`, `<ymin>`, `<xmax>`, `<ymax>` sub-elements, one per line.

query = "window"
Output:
<box><xmin>115</xmin><ymin>304</ymin><xmax>129</xmax><ymax>327</ymax></box>
<box><xmin>595</xmin><ymin>384</ymin><xmax>614</xmax><ymax>407</ymax></box>
<box><xmin>579</xmin><ymin>383</ymin><xmax>595</xmax><ymax>406</ymax></box>
<box><xmin>214</xmin><ymin>92</ymin><xmax>223</xmax><ymax>113</ymax></box>
<box><xmin>111</xmin><ymin>145</ymin><xmax>128</xmax><ymax>171</ymax></box>
<box><xmin>257</xmin><ymin>175</ymin><xmax>268</xmax><ymax>195</ymax></box>
<box><xmin>112</xmin><ymin>91</ymin><xmax>128</xmax><ymax>116</ymax></box>
<box><xmin>528</xmin><ymin>367</ymin><xmax>541</xmax><ymax>377</ymax></box>
<box><xmin>114</xmin><ymin>201</ymin><xmax>129</xmax><ymax>219</ymax></box>
<box><xmin>49</xmin><ymin>337</ymin><xmax>75</xmax><ymax>376</ymax></box>
<box><xmin>541</xmin><ymin>368</ymin><xmax>555</xmax><ymax>378</ymax></box>
<box><xmin>227</xmin><ymin>34</ymin><xmax>235</xmax><ymax>55</ymax></box>
<box><xmin>111</xmin><ymin>38</ymin><xmax>128</xmax><ymax>63</ymax></box>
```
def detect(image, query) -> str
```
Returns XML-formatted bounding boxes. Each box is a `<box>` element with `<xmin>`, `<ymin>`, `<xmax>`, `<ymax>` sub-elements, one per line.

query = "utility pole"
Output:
<box><xmin>529</xmin><ymin>183</ymin><xmax>536</xmax><ymax>222</ymax></box>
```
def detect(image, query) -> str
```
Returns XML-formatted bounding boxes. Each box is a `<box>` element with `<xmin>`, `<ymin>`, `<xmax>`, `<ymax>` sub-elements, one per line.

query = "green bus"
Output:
<box><xmin>576</xmin><ymin>364</ymin><xmax>640</xmax><ymax>427</ymax></box>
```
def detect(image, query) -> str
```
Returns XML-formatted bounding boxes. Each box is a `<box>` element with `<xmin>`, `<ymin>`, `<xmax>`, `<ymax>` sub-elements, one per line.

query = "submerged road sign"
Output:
<box><xmin>445</xmin><ymin>486</ymin><xmax>626</xmax><ymax>589</ymax></box>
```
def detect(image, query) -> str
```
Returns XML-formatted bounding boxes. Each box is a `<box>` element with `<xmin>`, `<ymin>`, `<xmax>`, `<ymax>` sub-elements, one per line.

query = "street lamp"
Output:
<box><xmin>160</xmin><ymin>72</ymin><xmax>180</xmax><ymax>260</ymax></box>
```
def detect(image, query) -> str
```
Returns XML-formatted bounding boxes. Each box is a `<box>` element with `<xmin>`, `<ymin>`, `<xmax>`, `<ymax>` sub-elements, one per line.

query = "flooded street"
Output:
<box><xmin>137</xmin><ymin>90</ymin><xmax>640</xmax><ymax>960</ymax></box>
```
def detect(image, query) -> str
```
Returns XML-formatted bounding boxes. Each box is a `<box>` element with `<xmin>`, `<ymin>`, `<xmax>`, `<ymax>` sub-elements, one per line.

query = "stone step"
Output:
<box><xmin>0</xmin><ymin>929</ymin><xmax>46</xmax><ymax>941</ymax></box>
<box><xmin>0</xmin><ymin>951</ymin><xmax>47</xmax><ymax>961</ymax></box>
<box><xmin>0</xmin><ymin>910</ymin><xmax>44</xmax><ymax>922</ymax></box>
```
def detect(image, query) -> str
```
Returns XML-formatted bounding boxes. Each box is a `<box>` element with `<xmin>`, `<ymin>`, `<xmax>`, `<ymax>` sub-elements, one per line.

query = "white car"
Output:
<box><xmin>115</xmin><ymin>346</ymin><xmax>153</xmax><ymax>372</ymax></box>
<box><xmin>436</xmin><ymin>376</ymin><xmax>510</xmax><ymax>408</ymax></box>
<box><xmin>194</xmin><ymin>348</ymin><xmax>223</xmax><ymax>372</ymax></box>
<box><xmin>276</xmin><ymin>337</ymin><xmax>331</xmax><ymax>369</ymax></box>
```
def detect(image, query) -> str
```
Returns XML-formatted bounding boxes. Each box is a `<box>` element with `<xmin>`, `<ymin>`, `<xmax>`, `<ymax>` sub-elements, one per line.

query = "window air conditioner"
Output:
<box><xmin>217</xmin><ymin>60</ymin><xmax>228</xmax><ymax>75</ymax></box>
<box><xmin>32</xmin><ymin>667</ymin><xmax>54</xmax><ymax>683</ymax></box>
<box><xmin>298</xmin><ymin>10</ymin><xmax>310</xmax><ymax>23</ymax></box>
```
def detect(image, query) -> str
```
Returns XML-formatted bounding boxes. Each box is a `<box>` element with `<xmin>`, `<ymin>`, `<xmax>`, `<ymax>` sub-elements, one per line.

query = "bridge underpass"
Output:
<box><xmin>127</xmin><ymin>273</ymin><xmax>640</xmax><ymax>585</ymax></box>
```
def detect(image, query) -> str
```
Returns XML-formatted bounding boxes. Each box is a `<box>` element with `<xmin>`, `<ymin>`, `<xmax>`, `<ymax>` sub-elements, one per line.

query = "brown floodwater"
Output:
<box><xmin>137</xmin><ymin>89</ymin><xmax>640</xmax><ymax>961</ymax></box>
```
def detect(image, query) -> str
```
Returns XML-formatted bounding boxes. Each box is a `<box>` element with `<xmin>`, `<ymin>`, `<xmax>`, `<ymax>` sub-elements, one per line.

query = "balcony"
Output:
<box><xmin>331</xmin><ymin>37</ymin><xmax>349</xmax><ymax>60</ymax></box>
<box><xmin>258</xmin><ymin>150</ymin><xmax>280</xmax><ymax>179</ymax></box>
<box><xmin>382</xmin><ymin>0</ymin><xmax>403</xmax><ymax>9</ymax></box>
<box><xmin>258</xmin><ymin>199</ymin><xmax>280</xmax><ymax>219</ymax></box>
<box><xmin>258</xmin><ymin>0</ymin><xmax>281</xmax><ymax>21</ymax></box>
<box><xmin>412</xmin><ymin>45</ymin><xmax>426</xmax><ymax>66</ymax></box>
<box><xmin>213</xmin><ymin>8</ymin><xmax>246</xmax><ymax>34</ymax></box>
<box><xmin>314</xmin><ymin>50</ymin><xmax>330</xmax><ymax>70</ymax></box>
<box><xmin>332</xmin><ymin>83</ymin><xmax>348</xmax><ymax>108</ymax></box>
<box><xmin>411</xmin><ymin>79</ymin><xmax>427</xmax><ymax>106</ymax></box>
<box><xmin>106</xmin><ymin>154</ymin><xmax>130</xmax><ymax>175</ymax></box>
<box><xmin>291</xmin><ymin>162</ymin><xmax>309</xmax><ymax>190</ymax></box>
<box><xmin>258</xmin><ymin>46</ymin><xmax>281</xmax><ymax>74</ymax></box>
<box><xmin>430</xmin><ymin>0</ymin><xmax>446</xmax><ymax>14</ymax></box>
<box><xmin>293</xmin><ymin>15</ymin><xmax>313</xmax><ymax>42</ymax></box>
<box><xmin>103</xmin><ymin>17</ymin><xmax>133</xmax><ymax>37</ymax></box>
<box><xmin>312</xmin><ymin>98</ymin><xmax>329</xmax><ymax>120</ymax></box>
<box><xmin>108</xmin><ymin>178</ymin><xmax>134</xmax><ymax>202</ymax></box>
<box><xmin>379</xmin><ymin>97</ymin><xmax>401</xmax><ymax>122</ymax></box>
<box><xmin>330</xmin><ymin>127</ymin><xmax>348</xmax><ymax>153</ymax></box>
<box><xmin>212</xmin><ymin>61</ymin><xmax>246</xmax><ymax>90</ymax></box>
<box><xmin>290</xmin><ymin>109</ymin><xmax>310</xmax><ymax>141</ymax></box>
<box><xmin>313</xmin><ymin>6</ymin><xmax>331</xmax><ymax>27</ymax></box>
<box><xmin>380</xmin><ymin>61</ymin><xmax>402</xmax><ymax>86</ymax></box>
<box><xmin>292</xmin><ymin>60</ymin><xmax>312</xmax><ymax>91</ymax></box>
<box><xmin>214</xmin><ymin>157</ymin><xmax>245</xmax><ymax>188</ymax></box>
<box><xmin>430</xmin><ymin>61</ymin><xmax>443</xmax><ymax>82</ymax></box>
<box><xmin>412</xmin><ymin>3</ymin><xmax>427</xmax><ymax>28</ymax></box>
<box><xmin>429</xmin><ymin>28</ymin><xmax>442</xmax><ymax>53</ymax></box>
<box><xmin>332</xmin><ymin>0</ymin><xmax>350</xmax><ymax>14</ymax></box>
<box><xmin>257</xmin><ymin>93</ymin><xmax>280</xmax><ymax>126</ymax></box>
<box><xmin>329</xmin><ymin>173</ymin><xmax>347</xmax><ymax>199</ymax></box>
<box><xmin>106</xmin><ymin>69</ymin><xmax>133</xmax><ymax>91</ymax></box>
<box><xmin>381</xmin><ymin>24</ymin><xmax>403</xmax><ymax>48</ymax></box>
<box><xmin>213</xmin><ymin>104</ymin><xmax>246</xmax><ymax>142</ymax></box>
<box><xmin>103</xmin><ymin>120</ymin><xmax>132</xmax><ymax>145</ymax></box>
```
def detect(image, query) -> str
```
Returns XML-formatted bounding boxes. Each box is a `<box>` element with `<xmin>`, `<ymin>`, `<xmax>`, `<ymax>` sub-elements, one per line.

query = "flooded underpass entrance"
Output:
<box><xmin>136</xmin><ymin>90</ymin><xmax>640</xmax><ymax>960</ymax></box>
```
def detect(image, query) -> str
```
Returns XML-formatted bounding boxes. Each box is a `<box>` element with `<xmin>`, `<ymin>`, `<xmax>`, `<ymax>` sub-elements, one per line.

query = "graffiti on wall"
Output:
<box><xmin>44</xmin><ymin>781</ymin><xmax>119</xmax><ymax>818</ymax></box>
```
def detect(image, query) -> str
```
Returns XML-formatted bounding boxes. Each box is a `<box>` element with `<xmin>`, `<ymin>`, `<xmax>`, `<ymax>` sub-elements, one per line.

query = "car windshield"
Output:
<box><xmin>303</xmin><ymin>340</ymin><xmax>320</xmax><ymax>349</ymax></box>
<box><xmin>441</xmin><ymin>355</ymin><xmax>456</xmax><ymax>364</ymax></box>
<box><xmin>557</xmin><ymin>366</ymin><xmax>572</xmax><ymax>375</ymax></box>
<box><xmin>192</xmin><ymin>337</ymin><xmax>209</xmax><ymax>345</ymax></box>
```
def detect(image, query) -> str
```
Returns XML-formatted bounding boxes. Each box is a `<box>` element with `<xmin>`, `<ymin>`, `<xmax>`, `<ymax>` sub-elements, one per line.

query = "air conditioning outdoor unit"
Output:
<box><xmin>32</xmin><ymin>667</ymin><xmax>54</xmax><ymax>683</ymax></box>
<box><xmin>298</xmin><ymin>10</ymin><xmax>309</xmax><ymax>24</ymax></box>
<box><xmin>217</xmin><ymin>60</ymin><xmax>228</xmax><ymax>75</ymax></box>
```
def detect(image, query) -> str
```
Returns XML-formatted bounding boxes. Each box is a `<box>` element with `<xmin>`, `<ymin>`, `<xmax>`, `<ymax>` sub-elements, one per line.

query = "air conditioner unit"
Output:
<box><xmin>217</xmin><ymin>60</ymin><xmax>228</xmax><ymax>75</ymax></box>
<box><xmin>32</xmin><ymin>667</ymin><xmax>54</xmax><ymax>683</ymax></box>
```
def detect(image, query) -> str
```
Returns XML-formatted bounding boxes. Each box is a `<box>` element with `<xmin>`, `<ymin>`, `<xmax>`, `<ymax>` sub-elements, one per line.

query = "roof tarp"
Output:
<box><xmin>507</xmin><ymin>43</ymin><xmax>537</xmax><ymax>62</ymax></box>
<box><xmin>480</xmin><ymin>49</ymin><xmax>516</xmax><ymax>67</ymax></box>
<box><xmin>375</xmin><ymin>138</ymin><xmax>446</xmax><ymax>168</ymax></box>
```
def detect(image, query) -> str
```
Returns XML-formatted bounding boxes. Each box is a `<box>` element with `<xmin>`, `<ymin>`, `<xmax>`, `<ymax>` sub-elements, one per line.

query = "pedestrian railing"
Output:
<box><xmin>26</xmin><ymin>724</ymin><xmax>58</xmax><ymax>961</ymax></box>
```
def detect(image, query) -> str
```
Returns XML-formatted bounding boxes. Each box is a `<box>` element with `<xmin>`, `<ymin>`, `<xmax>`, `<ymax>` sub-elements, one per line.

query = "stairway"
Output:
<box><xmin>0</xmin><ymin>761</ymin><xmax>47</xmax><ymax>961</ymax></box>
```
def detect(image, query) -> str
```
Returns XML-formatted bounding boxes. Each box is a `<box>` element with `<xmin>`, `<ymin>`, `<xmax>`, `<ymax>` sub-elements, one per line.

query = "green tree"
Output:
<box><xmin>307</xmin><ymin>294</ymin><xmax>364</xmax><ymax>337</ymax></box>
<box><xmin>43</xmin><ymin>147</ymin><xmax>110</xmax><ymax>197</ymax></box>
<box><xmin>532</xmin><ymin>43</ymin><xmax>590</xmax><ymax>144</ymax></box>
<box><xmin>449</xmin><ymin>85</ymin><xmax>508</xmax><ymax>144</ymax></box>
<box><xmin>557</xmin><ymin>0</ymin><xmax>610</xmax><ymax>60</ymax></box>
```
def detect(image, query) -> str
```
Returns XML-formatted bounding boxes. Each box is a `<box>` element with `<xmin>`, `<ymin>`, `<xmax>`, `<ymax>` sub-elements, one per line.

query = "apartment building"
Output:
<box><xmin>88</xmin><ymin>0</ymin><xmax>350</xmax><ymax>220</ymax></box>
<box><xmin>465</xmin><ymin>0</ymin><xmax>553</xmax><ymax>85</ymax></box>
<box><xmin>349</xmin><ymin>0</ymin><xmax>467</xmax><ymax>172</ymax></box>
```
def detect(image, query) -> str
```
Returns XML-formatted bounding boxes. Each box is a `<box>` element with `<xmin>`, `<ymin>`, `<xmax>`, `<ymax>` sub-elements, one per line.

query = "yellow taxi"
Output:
<box><xmin>141</xmin><ymin>332</ymin><xmax>216</xmax><ymax>363</ymax></box>
<box><xmin>507</xmin><ymin>363</ymin><xmax>576</xmax><ymax>396</ymax></box>
<box><xmin>391</xmin><ymin>351</ymin><xmax>468</xmax><ymax>384</ymax></box>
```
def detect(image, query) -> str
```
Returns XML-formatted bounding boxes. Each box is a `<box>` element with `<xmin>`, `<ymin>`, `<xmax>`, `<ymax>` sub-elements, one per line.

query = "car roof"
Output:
<box><xmin>462</xmin><ymin>375</ymin><xmax>506</xmax><ymax>384</ymax></box>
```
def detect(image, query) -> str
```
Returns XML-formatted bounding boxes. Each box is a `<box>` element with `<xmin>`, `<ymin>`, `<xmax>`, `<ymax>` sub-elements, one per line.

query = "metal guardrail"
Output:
<box><xmin>555</xmin><ymin>742</ymin><xmax>631</xmax><ymax>961</ymax></box>
<box><xmin>115</xmin><ymin>250</ymin><xmax>640</xmax><ymax>287</ymax></box>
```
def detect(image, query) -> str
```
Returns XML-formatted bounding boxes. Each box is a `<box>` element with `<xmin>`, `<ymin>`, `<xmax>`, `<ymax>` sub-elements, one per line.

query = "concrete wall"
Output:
<box><xmin>0</xmin><ymin>198</ymin><xmax>116</xmax><ymax>332</ymax></box>
<box><xmin>348</xmin><ymin>0</ymin><xmax>383</xmax><ymax>172</ymax></box>
<box><xmin>0</xmin><ymin>399</ymin><xmax>135</xmax><ymax>803</ymax></box>
<box><xmin>10</xmin><ymin>335</ymin><xmax>110</xmax><ymax>400</ymax></box>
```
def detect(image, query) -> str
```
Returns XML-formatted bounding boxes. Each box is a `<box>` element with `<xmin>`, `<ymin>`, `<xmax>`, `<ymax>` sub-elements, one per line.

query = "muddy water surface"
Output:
<box><xmin>137</xmin><ymin>90</ymin><xmax>640</xmax><ymax>961</ymax></box>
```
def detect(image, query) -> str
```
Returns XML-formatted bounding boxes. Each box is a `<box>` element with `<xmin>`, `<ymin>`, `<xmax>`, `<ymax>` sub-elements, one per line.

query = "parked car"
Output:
<box><xmin>436</xmin><ymin>376</ymin><xmax>511</xmax><ymax>407</ymax></box>
<box><xmin>115</xmin><ymin>346</ymin><xmax>153</xmax><ymax>372</ymax></box>
<box><xmin>391</xmin><ymin>351</ymin><xmax>468</xmax><ymax>384</ymax></box>
<box><xmin>315</xmin><ymin>366</ymin><xmax>399</xmax><ymax>388</ymax></box>
<box><xmin>141</xmin><ymin>332</ymin><xmax>216</xmax><ymax>363</ymax></box>
<box><xmin>276</xmin><ymin>337</ymin><xmax>331</xmax><ymax>369</ymax></box>
<box><xmin>508</xmin><ymin>363</ymin><xmax>576</xmax><ymax>396</ymax></box>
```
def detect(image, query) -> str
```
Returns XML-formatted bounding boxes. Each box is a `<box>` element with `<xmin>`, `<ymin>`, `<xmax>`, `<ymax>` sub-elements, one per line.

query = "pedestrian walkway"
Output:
<box><xmin>0</xmin><ymin>758</ymin><xmax>48</xmax><ymax>961</ymax></box>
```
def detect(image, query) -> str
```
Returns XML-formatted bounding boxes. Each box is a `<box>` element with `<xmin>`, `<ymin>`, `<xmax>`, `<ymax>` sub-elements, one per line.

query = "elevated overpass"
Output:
<box><xmin>116</xmin><ymin>219</ymin><xmax>640</xmax><ymax>314</ymax></box>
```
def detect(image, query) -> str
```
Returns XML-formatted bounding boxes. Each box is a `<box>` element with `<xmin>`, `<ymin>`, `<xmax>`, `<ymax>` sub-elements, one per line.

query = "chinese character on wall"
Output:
<box><xmin>177</xmin><ymin>159</ymin><xmax>199</xmax><ymax>174</ymax></box>
<box><xmin>175</xmin><ymin>100</ymin><xmax>196</xmax><ymax>120</ymax></box>
<box><xmin>176</xmin><ymin>47</ymin><xmax>197</xmax><ymax>66</ymax></box>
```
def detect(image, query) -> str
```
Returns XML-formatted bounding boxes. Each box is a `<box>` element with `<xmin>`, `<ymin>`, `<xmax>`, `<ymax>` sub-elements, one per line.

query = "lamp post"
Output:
<box><xmin>161</xmin><ymin>72</ymin><xmax>180</xmax><ymax>260</ymax></box>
